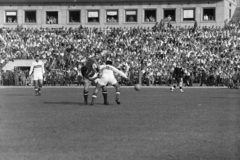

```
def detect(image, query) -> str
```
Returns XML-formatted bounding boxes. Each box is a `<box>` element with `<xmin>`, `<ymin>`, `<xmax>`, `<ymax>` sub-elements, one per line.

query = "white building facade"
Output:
<box><xmin>0</xmin><ymin>0</ymin><xmax>238</xmax><ymax>28</ymax></box>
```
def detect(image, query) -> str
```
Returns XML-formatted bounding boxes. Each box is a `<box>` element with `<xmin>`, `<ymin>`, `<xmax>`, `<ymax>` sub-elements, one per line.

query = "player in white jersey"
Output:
<box><xmin>90</xmin><ymin>61</ymin><xmax>130</xmax><ymax>105</ymax></box>
<box><xmin>29</xmin><ymin>54</ymin><xmax>45</xmax><ymax>96</ymax></box>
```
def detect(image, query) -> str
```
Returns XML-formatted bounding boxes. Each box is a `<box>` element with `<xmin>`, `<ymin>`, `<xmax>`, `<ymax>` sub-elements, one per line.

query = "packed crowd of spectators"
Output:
<box><xmin>0</xmin><ymin>20</ymin><xmax>240</xmax><ymax>87</ymax></box>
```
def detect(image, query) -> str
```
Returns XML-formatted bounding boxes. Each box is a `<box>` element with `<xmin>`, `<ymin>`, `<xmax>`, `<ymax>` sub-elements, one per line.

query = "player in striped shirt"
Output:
<box><xmin>29</xmin><ymin>54</ymin><xmax>45</xmax><ymax>96</ymax></box>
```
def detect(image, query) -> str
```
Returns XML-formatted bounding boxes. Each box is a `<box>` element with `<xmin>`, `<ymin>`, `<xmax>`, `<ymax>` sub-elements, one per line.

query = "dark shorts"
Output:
<box><xmin>176</xmin><ymin>77</ymin><xmax>183</xmax><ymax>83</ymax></box>
<box><xmin>83</xmin><ymin>77</ymin><xmax>98</xmax><ymax>86</ymax></box>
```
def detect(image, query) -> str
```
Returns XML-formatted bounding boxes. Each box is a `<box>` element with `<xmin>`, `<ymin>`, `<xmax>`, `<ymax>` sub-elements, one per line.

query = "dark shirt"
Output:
<box><xmin>81</xmin><ymin>59</ymin><xmax>96</xmax><ymax>78</ymax></box>
<box><xmin>173</xmin><ymin>67</ymin><xmax>184</xmax><ymax>78</ymax></box>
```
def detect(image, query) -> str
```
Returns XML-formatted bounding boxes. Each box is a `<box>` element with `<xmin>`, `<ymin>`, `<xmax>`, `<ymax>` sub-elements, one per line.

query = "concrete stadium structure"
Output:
<box><xmin>0</xmin><ymin>0</ymin><xmax>239</xmax><ymax>28</ymax></box>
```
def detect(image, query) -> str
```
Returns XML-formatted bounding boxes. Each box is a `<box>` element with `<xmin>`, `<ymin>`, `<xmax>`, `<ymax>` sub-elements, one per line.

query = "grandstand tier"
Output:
<box><xmin>0</xmin><ymin>0</ymin><xmax>238</xmax><ymax>28</ymax></box>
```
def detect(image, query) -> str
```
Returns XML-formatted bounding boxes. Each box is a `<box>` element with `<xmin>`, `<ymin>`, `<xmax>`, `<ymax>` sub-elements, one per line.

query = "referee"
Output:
<box><xmin>170</xmin><ymin>62</ymin><xmax>184</xmax><ymax>93</ymax></box>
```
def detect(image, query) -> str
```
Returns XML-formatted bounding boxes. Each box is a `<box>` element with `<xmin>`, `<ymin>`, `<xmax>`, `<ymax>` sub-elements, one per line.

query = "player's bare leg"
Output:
<box><xmin>170</xmin><ymin>84</ymin><xmax>176</xmax><ymax>92</ymax></box>
<box><xmin>179</xmin><ymin>78</ymin><xmax>184</xmax><ymax>93</ymax></box>
<box><xmin>83</xmin><ymin>80</ymin><xmax>90</xmax><ymax>105</ymax></box>
<box><xmin>102</xmin><ymin>86</ymin><xmax>109</xmax><ymax>105</ymax></box>
<box><xmin>90</xmin><ymin>83</ymin><xmax>103</xmax><ymax>105</ymax></box>
<box><xmin>38</xmin><ymin>79</ymin><xmax>43</xmax><ymax>96</ymax></box>
<box><xmin>113</xmin><ymin>83</ymin><xmax>121</xmax><ymax>105</ymax></box>
<box><xmin>34</xmin><ymin>80</ymin><xmax>39</xmax><ymax>96</ymax></box>
<box><xmin>170</xmin><ymin>78</ymin><xmax>176</xmax><ymax>92</ymax></box>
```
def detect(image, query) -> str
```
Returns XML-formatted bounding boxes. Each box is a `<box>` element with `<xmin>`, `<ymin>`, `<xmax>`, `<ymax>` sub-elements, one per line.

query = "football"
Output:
<box><xmin>134</xmin><ymin>84</ymin><xmax>141</xmax><ymax>91</ymax></box>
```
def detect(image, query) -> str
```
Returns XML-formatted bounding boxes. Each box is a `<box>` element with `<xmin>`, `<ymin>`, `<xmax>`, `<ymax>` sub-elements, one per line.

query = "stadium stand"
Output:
<box><xmin>0</xmin><ymin>0</ymin><xmax>239</xmax><ymax>88</ymax></box>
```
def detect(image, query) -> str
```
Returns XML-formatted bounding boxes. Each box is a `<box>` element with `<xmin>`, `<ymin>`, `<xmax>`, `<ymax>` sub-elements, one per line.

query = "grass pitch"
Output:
<box><xmin>0</xmin><ymin>87</ymin><xmax>239</xmax><ymax>160</ymax></box>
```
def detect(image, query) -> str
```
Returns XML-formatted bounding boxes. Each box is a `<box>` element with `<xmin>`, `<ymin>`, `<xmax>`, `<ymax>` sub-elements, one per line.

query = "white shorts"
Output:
<box><xmin>98</xmin><ymin>75</ymin><xmax>117</xmax><ymax>86</ymax></box>
<box><xmin>33</xmin><ymin>74</ymin><xmax>43</xmax><ymax>81</ymax></box>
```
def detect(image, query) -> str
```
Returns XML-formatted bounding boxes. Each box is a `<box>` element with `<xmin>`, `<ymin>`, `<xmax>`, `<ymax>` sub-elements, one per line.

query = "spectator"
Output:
<box><xmin>204</xmin><ymin>14</ymin><xmax>209</xmax><ymax>21</ymax></box>
<box><xmin>14</xmin><ymin>68</ymin><xmax>20</xmax><ymax>86</ymax></box>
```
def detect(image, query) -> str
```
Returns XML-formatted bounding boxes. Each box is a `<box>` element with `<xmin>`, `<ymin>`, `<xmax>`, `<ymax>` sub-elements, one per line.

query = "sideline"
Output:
<box><xmin>0</xmin><ymin>86</ymin><xmax>227</xmax><ymax>89</ymax></box>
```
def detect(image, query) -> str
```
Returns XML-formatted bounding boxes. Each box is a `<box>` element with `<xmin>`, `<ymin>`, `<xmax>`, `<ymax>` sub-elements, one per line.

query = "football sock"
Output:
<box><xmin>115</xmin><ymin>92</ymin><xmax>121</xmax><ymax>104</ymax></box>
<box><xmin>102</xmin><ymin>91</ymin><xmax>108</xmax><ymax>103</ymax></box>
<box><xmin>179</xmin><ymin>87</ymin><xmax>184</xmax><ymax>92</ymax></box>
<box><xmin>34</xmin><ymin>87</ymin><xmax>39</xmax><ymax>95</ymax></box>
<box><xmin>84</xmin><ymin>91</ymin><xmax>88</xmax><ymax>103</ymax></box>
<box><xmin>116</xmin><ymin>92</ymin><xmax>120</xmax><ymax>100</ymax></box>
<box><xmin>91</xmin><ymin>94</ymin><xmax>97</xmax><ymax>104</ymax></box>
<box><xmin>38</xmin><ymin>87</ymin><xmax>41</xmax><ymax>95</ymax></box>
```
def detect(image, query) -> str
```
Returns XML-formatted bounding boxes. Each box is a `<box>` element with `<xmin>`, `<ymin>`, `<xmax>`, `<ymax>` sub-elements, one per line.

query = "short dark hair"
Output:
<box><xmin>106</xmin><ymin>61</ymin><xmax>113</xmax><ymax>65</ymax></box>
<box><xmin>81</xmin><ymin>66</ymin><xmax>88</xmax><ymax>75</ymax></box>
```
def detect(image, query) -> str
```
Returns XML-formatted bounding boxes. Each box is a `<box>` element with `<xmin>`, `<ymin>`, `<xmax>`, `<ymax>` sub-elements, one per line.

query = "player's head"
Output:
<box><xmin>81</xmin><ymin>66</ymin><xmax>88</xmax><ymax>75</ymax></box>
<box><xmin>35</xmin><ymin>54</ymin><xmax>40</xmax><ymax>62</ymax></box>
<box><xmin>176</xmin><ymin>62</ymin><xmax>181</xmax><ymax>67</ymax></box>
<box><xmin>106</xmin><ymin>60</ymin><xmax>113</xmax><ymax>65</ymax></box>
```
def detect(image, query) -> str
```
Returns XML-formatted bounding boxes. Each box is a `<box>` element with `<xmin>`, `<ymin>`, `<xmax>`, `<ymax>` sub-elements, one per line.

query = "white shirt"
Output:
<box><xmin>100</xmin><ymin>65</ymin><xmax>128</xmax><ymax>79</ymax></box>
<box><xmin>29</xmin><ymin>60</ymin><xmax>45</xmax><ymax>75</ymax></box>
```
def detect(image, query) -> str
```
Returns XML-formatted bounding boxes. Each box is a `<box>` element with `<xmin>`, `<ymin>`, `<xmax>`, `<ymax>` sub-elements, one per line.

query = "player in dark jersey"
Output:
<box><xmin>81</xmin><ymin>59</ymin><xmax>108</xmax><ymax>105</ymax></box>
<box><xmin>170</xmin><ymin>62</ymin><xmax>185</xmax><ymax>93</ymax></box>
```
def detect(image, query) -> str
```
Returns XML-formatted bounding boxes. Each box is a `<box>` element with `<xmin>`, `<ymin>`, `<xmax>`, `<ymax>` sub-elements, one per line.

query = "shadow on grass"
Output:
<box><xmin>1</xmin><ymin>94</ymin><xmax>32</xmax><ymax>96</ymax></box>
<box><xmin>44</xmin><ymin>102</ymin><xmax>107</xmax><ymax>106</ymax></box>
<box><xmin>44</xmin><ymin>102</ymin><xmax>82</xmax><ymax>105</ymax></box>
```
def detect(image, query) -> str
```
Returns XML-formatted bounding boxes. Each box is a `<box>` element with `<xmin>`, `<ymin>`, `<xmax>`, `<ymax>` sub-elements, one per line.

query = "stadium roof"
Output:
<box><xmin>0</xmin><ymin>0</ymin><xmax>222</xmax><ymax>5</ymax></box>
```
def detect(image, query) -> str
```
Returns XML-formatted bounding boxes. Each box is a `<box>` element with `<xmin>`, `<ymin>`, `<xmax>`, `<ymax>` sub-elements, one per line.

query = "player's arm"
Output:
<box><xmin>172</xmin><ymin>68</ymin><xmax>176</xmax><ymax>79</ymax></box>
<box><xmin>42</xmin><ymin>62</ymin><xmax>45</xmax><ymax>75</ymax></box>
<box><xmin>108</xmin><ymin>65</ymin><xmax>129</xmax><ymax>79</ymax></box>
<box><xmin>99</xmin><ymin>65</ymin><xmax>106</xmax><ymax>70</ymax></box>
<box><xmin>182</xmin><ymin>69</ymin><xmax>185</xmax><ymax>77</ymax></box>
<box><xmin>29</xmin><ymin>63</ymin><xmax>34</xmax><ymax>76</ymax></box>
<box><xmin>126</xmin><ymin>63</ymin><xmax>130</xmax><ymax>73</ymax></box>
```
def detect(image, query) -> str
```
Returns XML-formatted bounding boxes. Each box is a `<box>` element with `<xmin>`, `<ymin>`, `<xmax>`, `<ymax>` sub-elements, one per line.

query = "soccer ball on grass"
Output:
<box><xmin>134</xmin><ymin>84</ymin><xmax>141</xmax><ymax>91</ymax></box>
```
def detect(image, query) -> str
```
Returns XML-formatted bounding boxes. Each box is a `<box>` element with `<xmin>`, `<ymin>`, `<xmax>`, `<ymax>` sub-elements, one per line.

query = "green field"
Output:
<box><xmin>0</xmin><ymin>87</ymin><xmax>239</xmax><ymax>160</ymax></box>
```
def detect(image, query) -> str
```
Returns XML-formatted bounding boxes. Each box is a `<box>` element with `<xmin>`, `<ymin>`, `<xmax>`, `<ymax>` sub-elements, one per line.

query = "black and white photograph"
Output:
<box><xmin>0</xmin><ymin>0</ymin><xmax>240</xmax><ymax>159</ymax></box>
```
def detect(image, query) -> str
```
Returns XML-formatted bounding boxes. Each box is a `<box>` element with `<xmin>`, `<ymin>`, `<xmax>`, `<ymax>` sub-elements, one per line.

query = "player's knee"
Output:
<box><xmin>84</xmin><ymin>87</ymin><xmax>89</xmax><ymax>92</ymax></box>
<box><xmin>114</xmin><ymin>84</ymin><xmax>120</xmax><ymax>93</ymax></box>
<box><xmin>102</xmin><ymin>85</ymin><xmax>107</xmax><ymax>91</ymax></box>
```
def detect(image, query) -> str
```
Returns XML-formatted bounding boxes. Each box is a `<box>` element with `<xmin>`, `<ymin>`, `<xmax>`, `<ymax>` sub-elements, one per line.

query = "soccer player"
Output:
<box><xmin>29</xmin><ymin>54</ymin><xmax>45</xmax><ymax>96</ymax></box>
<box><xmin>90</xmin><ymin>60</ymin><xmax>130</xmax><ymax>105</ymax></box>
<box><xmin>170</xmin><ymin>62</ymin><xmax>185</xmax><ymax>93</ymax></box>
<box><xmin>81</xmin><ymin>58</ymin><xmax>108</xmax><ymax>105</ymax></box>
